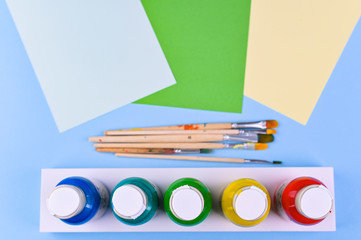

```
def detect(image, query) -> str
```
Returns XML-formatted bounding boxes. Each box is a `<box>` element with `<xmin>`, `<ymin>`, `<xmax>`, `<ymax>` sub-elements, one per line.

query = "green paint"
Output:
<box><xmin>135</xmin><ymin>0</ymin><xmax>251</xmax><ymax>113</ymax></box>
<box><xmin>200</xmin><ymin>149</ymin><xmax>212</xmax><ymax>154</ymax></box>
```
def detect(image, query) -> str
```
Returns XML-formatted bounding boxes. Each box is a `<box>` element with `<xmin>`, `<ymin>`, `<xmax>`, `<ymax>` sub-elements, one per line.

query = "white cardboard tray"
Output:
<box><xmin>40</xmin><ymin>167</ymin><xmax>335</xmax><ymax>232</ymax></box>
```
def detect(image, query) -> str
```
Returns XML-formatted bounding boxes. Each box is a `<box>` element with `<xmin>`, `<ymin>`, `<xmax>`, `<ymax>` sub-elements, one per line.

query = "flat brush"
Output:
<box><xmin>115</xmin><ymin>153</ymin><xmax>282</xmax><ymax>164</ymax></box>
<box><xmin>90</xmin><ymin>134</ymin><xmax>274</xmax><ymax>143</ymax></box>
<box><xmin>94</xmin><ymin>142</ymin><xmax>268</xmax><ymax>150</ymax></box>
<box><xmin>104</xmin><ymin>129</ymin><xmax>277</xmax><ymax>136</ymax></box>
<box><xmin>110</xmin><ymin>120</ymin><xmax>278</xmax><ymax>131</ymax></box>
<box><xmin>96</xmin><ymin>148</ymin><xmax>212</xmax><ymax>154</ymax></box>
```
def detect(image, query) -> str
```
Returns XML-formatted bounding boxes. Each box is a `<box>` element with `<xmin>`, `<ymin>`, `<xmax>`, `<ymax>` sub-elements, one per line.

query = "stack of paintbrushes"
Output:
<box><xmin>90</xmin><ymin>120</ymin><xmax>280</xmax><ymax>164</ymax></box>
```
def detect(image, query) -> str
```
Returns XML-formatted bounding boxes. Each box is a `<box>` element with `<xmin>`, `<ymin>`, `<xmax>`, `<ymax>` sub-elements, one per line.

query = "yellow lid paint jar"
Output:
<box><xmin>221</xmin><ymin>179</ymin><xmax>271</xmax><ymax>227</ymax></box>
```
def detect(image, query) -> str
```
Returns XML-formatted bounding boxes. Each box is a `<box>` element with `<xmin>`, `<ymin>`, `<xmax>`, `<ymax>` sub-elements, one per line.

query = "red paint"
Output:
<box><xmin>163</xmin><ymin>149</ymin><xmax>175</xmax><ymax>154</ymax></box>
<box><xmin>274</xmin><ymin>177</ymin><xmax>328</xmax><ymax>225</ymax></box>
<box><xmin>99</xmin><ymin>139</ymin><xmax>103</xmax><ymax>142</ymax></box>
<box><xmin>181</xmin><ymin>124</ymin><xmax>200</xmax><ymax>130</ymax></box>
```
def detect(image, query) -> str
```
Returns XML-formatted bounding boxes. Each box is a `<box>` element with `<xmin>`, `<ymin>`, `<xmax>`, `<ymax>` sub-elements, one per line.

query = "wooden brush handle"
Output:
<box><xmin>90</xmin><ymin>135</ymin><xmax>224</xmax><ymax>143</ymax></box>
<box><xmin>115</xmin><ymin>153</ymin><xmax>246</xmax><ymax>163</ymax></box>
<box><xmin>105</xmin><ymin>129</ymin><xmax>240</xmax><ymax>136</ymax></box>
<box><xmin>122</xmin><ymin>123</ymin><xmax>233</xmax><ymax>131</ymax></box>
<box><xmin>94</xmin><ymin>143</ymin><xmax>225</xmax><ymax>149</ymax></box>
<box><xmin>96</xmin><ymin>148</ymin><xmax>177</xmax><ymax>154</ymax></box>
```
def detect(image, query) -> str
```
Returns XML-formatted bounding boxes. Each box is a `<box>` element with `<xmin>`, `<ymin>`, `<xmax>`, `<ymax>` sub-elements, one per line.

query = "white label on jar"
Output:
<box><xmin>274</xmin><ymin>179</ymin><xmax>293</xmax><ymax>221</ymax></box>
<box><xmin>148</xmin><ymin>179</ymin><xmax>161</xmax><ymax>218</ymax></box>
<box><xmin>147</xmin><ymin>179</ymin><xmax>162</xmax><ymax>199</ymax></box>
<box><xmin>89</xmin><ymin>179</ymin><xmax>110</xmax><ymax>221</ymax></box>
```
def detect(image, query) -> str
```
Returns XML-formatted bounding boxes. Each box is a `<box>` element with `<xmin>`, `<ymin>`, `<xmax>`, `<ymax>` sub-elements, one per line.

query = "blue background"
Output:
<box><xmin>1</xmin><ymin>1</ymin><xmax>361</xmax><ymax>239</ymax></box>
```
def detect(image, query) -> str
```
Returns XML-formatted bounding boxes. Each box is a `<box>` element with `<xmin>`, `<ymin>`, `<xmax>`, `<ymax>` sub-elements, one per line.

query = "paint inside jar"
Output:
<box><xmin>164</xmin><ymin>178</ymin><xmax>212</xmax><ymax>226</ymax></box>
<box><xmin>274</xmin><ymin>177</ymin><xmax>333</xmax><ymax>225</ymax></box>
<box><xmin>111</xmin><ymin>177</ymin><xmax>160</xmax><ymax>225</ymax></box>
<box><xmin>221</xmin><ymin>179</ymin><xmax>271</xmax><ymax>227</ymax></box>
<box><xmin>46</xmin><ymin>176</ymin><xmax>109</xmax><ymax>225</ymax></box>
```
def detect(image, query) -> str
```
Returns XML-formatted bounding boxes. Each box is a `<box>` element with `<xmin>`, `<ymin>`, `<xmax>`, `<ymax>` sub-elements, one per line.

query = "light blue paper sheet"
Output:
<box><xmin>6</xmin><ymin>0</ymin><xmax>175</xmax><ymax>132</ymax></box>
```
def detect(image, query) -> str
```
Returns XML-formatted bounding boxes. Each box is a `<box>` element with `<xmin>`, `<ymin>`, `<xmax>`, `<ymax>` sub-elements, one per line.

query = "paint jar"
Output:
<box><xmin>46</xmin><ymin>176</ymin><xmax>109</xmax><ymax>225</ymax></box>
<box><xmin>164</xmin><ymin>178</ymin><xmax>212</xmax><ymax>226</ymax></box>
<box><xmin>221</xmin><ymin>178</ymin><xmax>271</xmax><ymax>227</ymax></box>
<box><xmin>111</xmin><ymin>177</ymin><xmax>160</xmax><ymax>225</ymax></box>
<box><xmin>274</xmin><ymin>176</ymin><xmax>333</xmax><ymax>225</ymax></box>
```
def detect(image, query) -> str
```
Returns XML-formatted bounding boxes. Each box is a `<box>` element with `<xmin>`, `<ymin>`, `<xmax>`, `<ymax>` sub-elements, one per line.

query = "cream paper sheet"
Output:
<box><xmin>245</xmin><ymin>0</ymin><xmax>361</xmax><ymax>124</ymax></box>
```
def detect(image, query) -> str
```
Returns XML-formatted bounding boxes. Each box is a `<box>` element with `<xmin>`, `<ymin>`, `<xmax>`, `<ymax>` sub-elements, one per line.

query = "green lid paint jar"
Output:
<box><xmin>164</xmin><ymin>178</ymin><xmax>212</xmax><ymax>226</ymax></box>
<box><xmin>110</xmin><ymin>177</ymin><xmax>160</xmax><ymax>225</ymax></box>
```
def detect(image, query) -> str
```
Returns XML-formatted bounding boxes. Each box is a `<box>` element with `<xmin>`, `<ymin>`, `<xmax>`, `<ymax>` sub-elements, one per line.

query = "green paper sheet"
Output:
<box><xmin>135</xmin><ymin>0</ymin><xmax>251</xmax><ymax>113</ymax></box>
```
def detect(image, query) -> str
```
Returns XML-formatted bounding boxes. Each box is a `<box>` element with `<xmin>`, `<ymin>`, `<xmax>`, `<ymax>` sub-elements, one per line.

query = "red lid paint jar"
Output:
<box><xmin>274</xmin><ymin>177</ymin><xmax>333</xmax><ymax>225</ymax></box>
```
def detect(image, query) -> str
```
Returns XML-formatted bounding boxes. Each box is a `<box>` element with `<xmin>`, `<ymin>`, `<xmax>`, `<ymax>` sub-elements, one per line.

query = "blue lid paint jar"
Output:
<box><xmin>46</xmin><ymin>176</ymin><xmax>109</xmax><ymax>225</ymax></box>
<box><xmin>111</xmin><ymin>177</ymin><xmax>160</xmax><ymax>225</ymax></box>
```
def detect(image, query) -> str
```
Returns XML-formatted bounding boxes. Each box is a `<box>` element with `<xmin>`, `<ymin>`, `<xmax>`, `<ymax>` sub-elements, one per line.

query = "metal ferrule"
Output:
<box><xmin>223</xmin><ymin>142</ymin><xmax>256</xmax><ymax>150</ymax></box>
<box><xmin>223</xmin><ymin>134</ymin><xmax>258</xmax><ymax>142</ymax></box>
<box><xmin>243</xmin><ymin>159</ymin><xmax>273</xmax><ymax>164</ymax></box>
<box><xmin>174</xmin><ymin>149</ymin><xmax>201</xmax><ymax>154</ymax></box>
<box><xmin>236</xmin><ymin>132</ymin><xmax>260</xmax><ymax>137</ymax></box>
<box><xmin>238</xmin><ymin>129</ymin><xmax>267</xmax><ymax>134</ymax></box>
<box><xmin>231</xmin><ymin>121</ymin><xmax>267</xmax><ymax>129</ymax></box>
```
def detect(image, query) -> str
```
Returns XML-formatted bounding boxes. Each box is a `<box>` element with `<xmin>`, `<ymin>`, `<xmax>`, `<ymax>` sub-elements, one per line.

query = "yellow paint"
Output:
<box><xmin>118</xmin><ymin>128</ymin><xmax>143</xmax><ymax>131</ymax></box>
<box><xmin>266</xmin><ymin>129</ymin><xmax>277</xmax><ymax>134</ymax></box>
<box><xmin>233</xmin><ymin>144</ymin><xmax>247</xmax><ymax>149</ymax></box>
<box><xmin>221</xmin><ymin>179</ymin><xmax>271</xmax><ymax>227</ymax></box>
<box><xmin>254</xmin><ymin>143</ymin><xmax>268</xmax><ymax>150</ymax></box>
<box><xmin>245</xmin><ymin>0</ymin><xmax>361</xmax><ymax>124</ymax></box>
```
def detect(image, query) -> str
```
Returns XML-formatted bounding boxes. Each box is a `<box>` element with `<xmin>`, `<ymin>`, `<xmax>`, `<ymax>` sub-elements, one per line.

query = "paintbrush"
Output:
<box><xmin>115</xmin><ymin>153</ymin><xmax>282</xmax><ymax>164</ymax></box>
<box><xmin>104</xmin><ymin>129</ymin><xmax>277</xmax><ymax>136</ymax></box>
<box><xmin>90</xmin><ymin>134</ymin><xmax>274</xmax><ymax>143</ymax></box>
<box><xmin>107</xmin><ymin>120</ymin><xmax>278</xmax><ymax>131</ymax></box>
<box><xmin>96</xmin><ymin>148</ymin><xmax>212</xmax><ymax>154</ymax></box>
<box><xmin>94</xmin><ymin>142</ymin><xmax>268</xmax><ymax>150</ymax></box>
